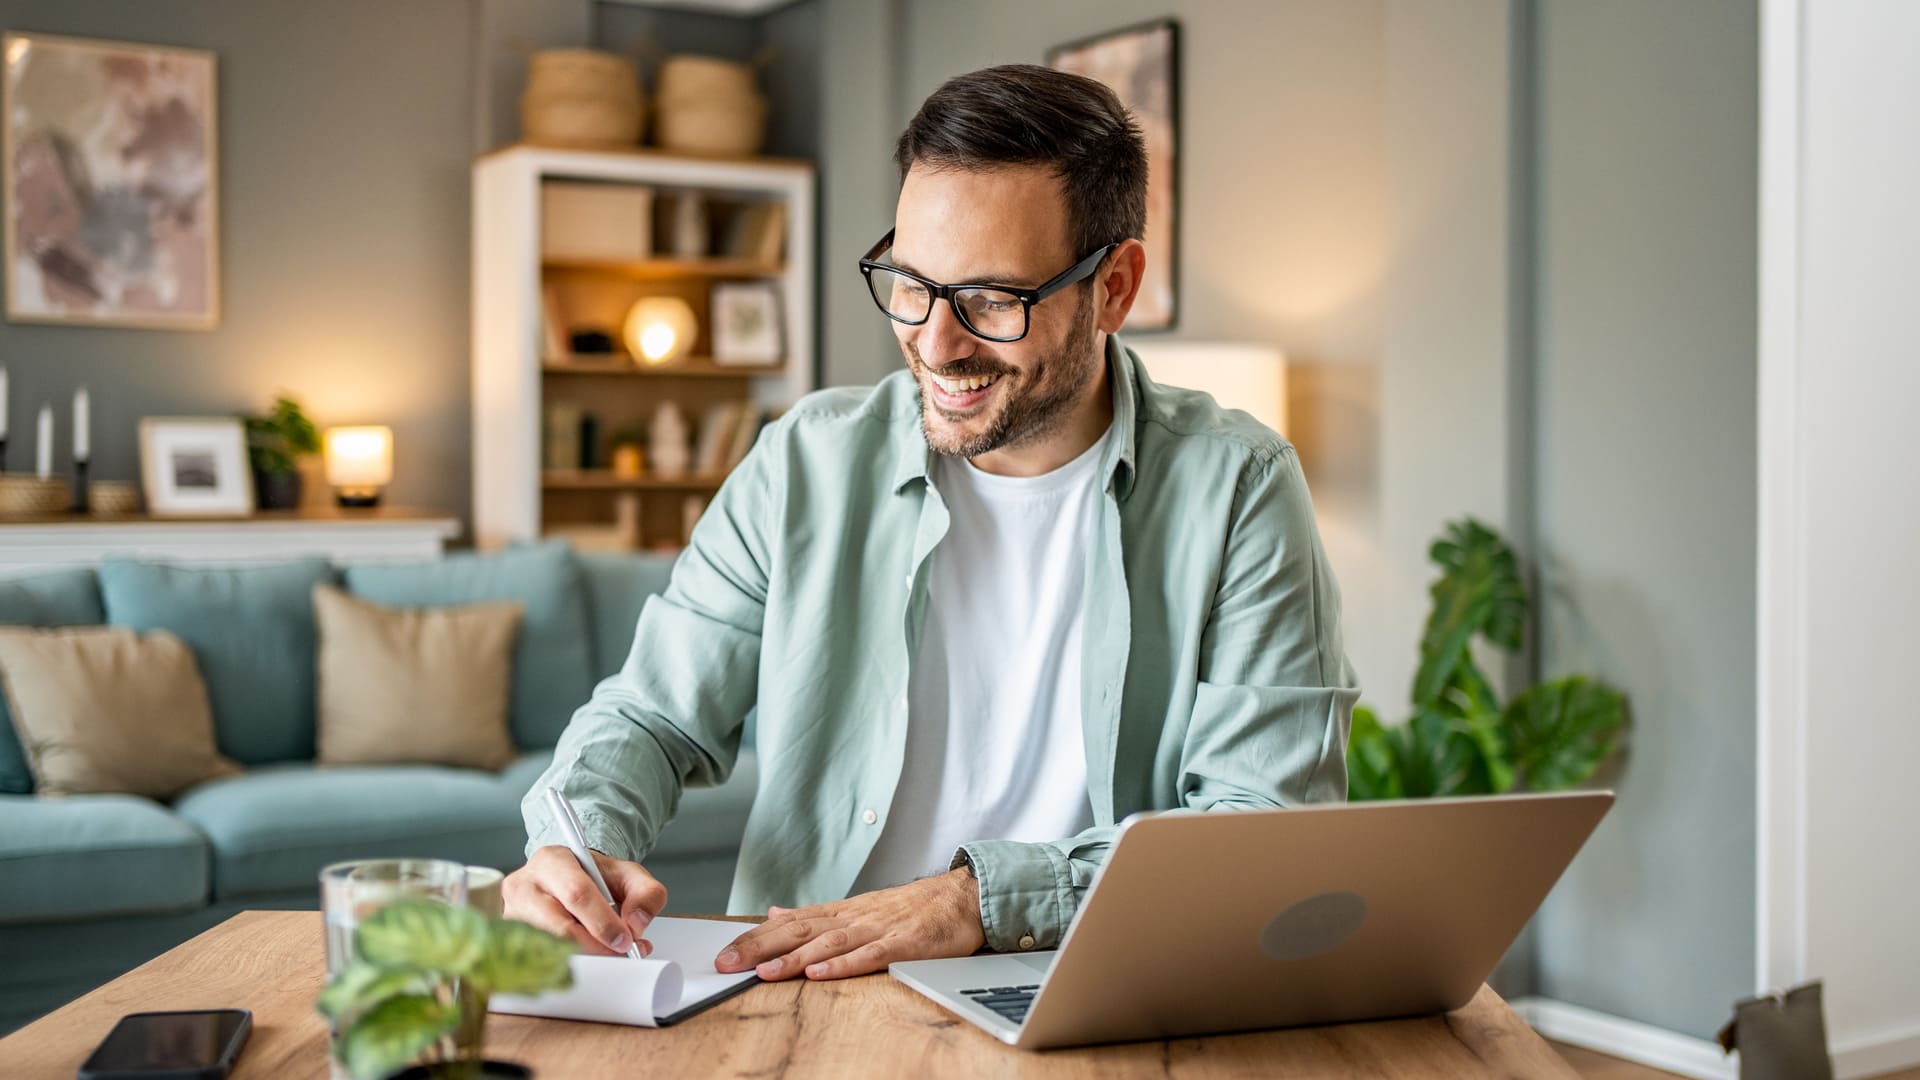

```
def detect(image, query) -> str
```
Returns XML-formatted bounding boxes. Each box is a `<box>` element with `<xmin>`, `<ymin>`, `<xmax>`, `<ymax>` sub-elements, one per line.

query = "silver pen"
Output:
<box><xmin>544</xmin><ymin>786</ymin><xmax>645</xmax><ymax>960</ymax></box>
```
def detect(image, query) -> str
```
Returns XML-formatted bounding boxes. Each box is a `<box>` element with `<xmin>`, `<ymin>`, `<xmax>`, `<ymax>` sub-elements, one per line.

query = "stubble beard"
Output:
<box><xmin>909</xmin><ymin>287</ymin><xmax>1099</xmax><ymax>460</ymax></box>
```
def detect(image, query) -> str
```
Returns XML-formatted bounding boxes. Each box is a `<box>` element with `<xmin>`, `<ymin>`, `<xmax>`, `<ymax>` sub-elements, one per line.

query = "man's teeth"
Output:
<box><xmin>933</xmin><ymin>373</ymin><xmax>1000</xmax><ymax>394</ymax></box>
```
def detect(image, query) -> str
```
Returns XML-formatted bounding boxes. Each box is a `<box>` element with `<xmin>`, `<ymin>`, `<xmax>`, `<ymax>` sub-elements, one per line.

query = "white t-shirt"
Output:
<box><xmin>850</xmin><ymin>424</ymin><xmax>1113</xmax><ymax>893</ymax></box>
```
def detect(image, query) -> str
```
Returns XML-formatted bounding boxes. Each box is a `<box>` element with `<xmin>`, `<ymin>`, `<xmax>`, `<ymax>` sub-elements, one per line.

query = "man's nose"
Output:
<box><xmin>912</xmin><ymin>297</ymin><xmax>976</xmax><ymax>370</ymax></box>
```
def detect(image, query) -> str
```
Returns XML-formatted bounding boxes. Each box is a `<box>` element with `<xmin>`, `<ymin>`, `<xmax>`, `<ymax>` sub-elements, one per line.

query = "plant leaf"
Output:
<box><xmin>469</xmin><ymin>917</ymin><xmax>578</xmax><ymax>996</ymax></box>
<box><xmin>1346</xmin><ymin>705</ymin><xmax>1402</xmax><ymax>801</ymax></box>
<box><xmin>1452</xmin><ymin>710</ymin><xmax>1516</xmax><ymax>795</ymax></box>
<box><xmin>355</xmin><ymin>901</ymin><xmax>489</xmax><ymax>976</ymax></box>
<box><xmin>1503</xmin><ymin>676</ymin><xmax>1626</xmax><ymax>790</ymax></box>
<box><xmin>316</xmin><ymin>962</ymin><xmax>431</xmax><ymax>1022</ymax></box>
<box><xmin>1412</xmin><ymin>518</ymin><xmax>1527</xmax><ymax>708</ymax></box>
<box><xmin>336</xmin><ymin>994</ymin><xmax>458</xmax><ymax>1080</ymax></box>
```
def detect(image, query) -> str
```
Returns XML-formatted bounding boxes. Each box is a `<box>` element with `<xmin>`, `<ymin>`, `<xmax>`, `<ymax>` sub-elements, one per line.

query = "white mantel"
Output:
<box><xmin>0</xmin><ymin>507</ymin><xmax>461</xmax><ymax>577</ymax></box>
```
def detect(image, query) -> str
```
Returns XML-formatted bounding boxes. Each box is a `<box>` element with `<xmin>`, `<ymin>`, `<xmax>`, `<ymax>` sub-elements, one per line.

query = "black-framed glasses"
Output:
<box><xmin>858</xmin><ymin>228</ymin><xmax>1116</xmax><ymax>343</ymax></box>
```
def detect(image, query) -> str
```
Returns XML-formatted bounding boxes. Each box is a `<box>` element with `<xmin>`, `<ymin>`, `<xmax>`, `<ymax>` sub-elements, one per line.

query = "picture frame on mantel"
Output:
<box><xmin>140</xmin><ymin>418</ymin><xmax>253</xmax><ymax>518</ymax></box>
<box><xmin>1047</xmin><ymin>18</ymin><xmax>1179</xmax><ymax>332</ymax></box>
<box><xmin>2</xmin><ymin>32</ymin><xmax>220</xmax><ymax>330</ymax></box>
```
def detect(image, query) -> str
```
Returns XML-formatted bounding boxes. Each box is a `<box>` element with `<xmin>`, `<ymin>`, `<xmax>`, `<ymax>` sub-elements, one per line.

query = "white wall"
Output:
<box><xmin>1759</xmin><ymin>1</ymin><xmax>1920</xmax><ymax>1075</ymax></box>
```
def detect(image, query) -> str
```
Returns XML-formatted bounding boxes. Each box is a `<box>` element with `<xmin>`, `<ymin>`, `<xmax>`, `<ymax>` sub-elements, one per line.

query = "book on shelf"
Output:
<box><xmin>723</xmin><ymin>201</ymin><xmax>786</xmax><ymax>265</ymax></box>
<box><xmin>724</xmin><ymin>405</ymin><xmax>763</xmax><ymax>471</ymax></box>
<box><xmin>693</xmin><ymin>402</ymin><xmax>743</xmax><ymax>476</ymax></box>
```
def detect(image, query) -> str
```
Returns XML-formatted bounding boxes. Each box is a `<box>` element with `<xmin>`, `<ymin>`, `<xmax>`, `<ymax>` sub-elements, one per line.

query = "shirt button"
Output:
<box><xmin>898</xmin><ymin>695</ymin><xmax>909</xmax><ymax>711</ymax></box>
<box><xmin>862</xmin><ymin>808</ymin><xmax>878</xmax><ymax>825</ymax></box>
<box><xmin>1018</xmin><ymin>934</ymin><xmax>1037</xmax><ymax>950</ymax></box>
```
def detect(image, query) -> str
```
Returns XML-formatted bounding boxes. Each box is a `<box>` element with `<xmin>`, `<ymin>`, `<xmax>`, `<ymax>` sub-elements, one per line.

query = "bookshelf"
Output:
<box><xmin>472</xmin><ymin>144</ymin><xmax>816</xmax><ymax>551</ymax></box>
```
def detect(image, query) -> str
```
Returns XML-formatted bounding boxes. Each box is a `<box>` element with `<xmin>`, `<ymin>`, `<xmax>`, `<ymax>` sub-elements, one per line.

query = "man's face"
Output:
<box><xmin>889</xmin><ymin>164</ymin><xmax>1103</xmax><ymax>459</ymax></box>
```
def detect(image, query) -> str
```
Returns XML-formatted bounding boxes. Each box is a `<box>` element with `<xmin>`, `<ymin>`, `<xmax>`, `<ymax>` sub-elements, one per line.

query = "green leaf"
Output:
<box><xmin>316</xmin><ymin>962</ymin><xmax>431</xmax><ymax>1022</ymax></box>
<box><xmin>336</xmin><ymin>994</ymin><xmax>458</xmax><ymax>1080</ymax></box>
<box><xmin>355</xmin><ymin>901</ymin><xmax>489</xmax><ymax>976</ymax></box>
<box><xmin>1412</xmin><ymin>518</ymin><xmax>1527</xmax><ymax>709</ymax></box>
<box><xmin>1346</xmin><ymin>705</ymin><xmax>1402</xmax><ymax>801</ymax></box>
<box><xmin>1503</xmin><ymin>676</ymin><xmax>1626</xmax><ymax>790</ymax></box>
<box><xmin>1452</xmin><ymin>710</ymin><xmax>1516</xmax><ymax>795</ymax></box>
<box><xmin>468</xmin><ymin>917</ymin><xmax>578</xmax><ymax>996</ymax></box>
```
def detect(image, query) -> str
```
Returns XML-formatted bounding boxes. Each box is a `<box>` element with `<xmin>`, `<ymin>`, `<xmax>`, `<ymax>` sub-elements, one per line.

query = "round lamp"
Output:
<box><xmin>623</xmin><ymin>296</ymin><xmax>699</xmax><ymax>366</ymax></box>
<box><xmin>325</xmin><ymin>426</ymin><xmax>394</xmax><ymax>507</ymax></box>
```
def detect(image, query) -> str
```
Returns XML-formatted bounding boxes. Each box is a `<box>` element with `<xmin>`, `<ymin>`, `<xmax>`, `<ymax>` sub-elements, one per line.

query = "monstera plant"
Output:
<box><xmin>1347</xmin><ymin>517</ymin><xmax>1627</xmax><ymax>799</ymax></box>
<box><xmin>319</xmin><ymin>901</ymin><xmax>575</xmax><ymax>1080</ymax></box>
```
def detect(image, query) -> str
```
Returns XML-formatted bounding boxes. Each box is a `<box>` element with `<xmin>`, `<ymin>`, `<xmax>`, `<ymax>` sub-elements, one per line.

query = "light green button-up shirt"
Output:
<box><xmin>523</xmin><ymin>338</ymin><xmax>1359</xmax><ymax>952</ymax></box>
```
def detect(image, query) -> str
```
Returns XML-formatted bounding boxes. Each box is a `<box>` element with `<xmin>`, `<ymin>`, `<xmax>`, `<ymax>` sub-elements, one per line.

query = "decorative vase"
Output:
<box><xmin>253</xmin><ymin>468</ymin><xmax>303</xmax><ymax>511</ymax></box>
<box><xmin>647</xmin><ymin>403</ymin><xmax>691</xmax><ymax>479</ymax></box>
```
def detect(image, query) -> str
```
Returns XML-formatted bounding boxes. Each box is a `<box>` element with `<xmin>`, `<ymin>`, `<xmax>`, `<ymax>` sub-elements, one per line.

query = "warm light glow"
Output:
<box><xmin>1130</xmin><ymin>342</ymin><xmax>1289</xmax><ymax>437</ymax></box>
<box><xmin>6</xmin><ymin>38</ymin><xmax>30</xmax><ymax>69</ymax></box>
<box><xmin>623</xmin><ymin>296</ymin><xmax>699</xmax><ymax>366</ymax></box>
<box><xmin>325</xmin><ymin>426</ymin><xmax>394</xmax><ymax>488</ymax></box>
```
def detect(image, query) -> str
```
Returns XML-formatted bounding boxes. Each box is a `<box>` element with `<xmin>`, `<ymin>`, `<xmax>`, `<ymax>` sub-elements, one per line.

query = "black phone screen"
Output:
<box><xmin>80</xmin><ymin>1009</ymin><xmax>251</xmax><ymax>1076</ymax></box>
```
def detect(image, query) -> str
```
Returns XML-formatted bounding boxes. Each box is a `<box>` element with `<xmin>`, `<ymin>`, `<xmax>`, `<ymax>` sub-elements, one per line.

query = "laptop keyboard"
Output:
<box><xmin>960</xmin><ymin>984</ymin><xmax>1041</xmax><ymax>1024</ymax></box>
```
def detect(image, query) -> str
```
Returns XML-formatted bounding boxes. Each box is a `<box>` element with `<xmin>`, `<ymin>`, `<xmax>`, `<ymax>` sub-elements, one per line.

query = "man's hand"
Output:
<box><xmin>715</xmin><ymin>868</ymin><xmax>985</xmax><ymax>981</ymax></box>
<box><xmin>503</xmin><ymin>845</ymin><xmax>668</xmax><ymax>957</ymax></box>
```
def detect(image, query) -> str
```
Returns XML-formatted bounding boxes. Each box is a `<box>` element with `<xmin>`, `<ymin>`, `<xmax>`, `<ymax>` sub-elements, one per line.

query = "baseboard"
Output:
<box><xmin>1833</xmin><ymin>1023</ymin><xmax>1920</xmax><ymax>1079</ymax></box>
<box><xmin>1512</xmin><ymin>996</ymin><xmax>1737</xmax><ymax>1080</ymax></box>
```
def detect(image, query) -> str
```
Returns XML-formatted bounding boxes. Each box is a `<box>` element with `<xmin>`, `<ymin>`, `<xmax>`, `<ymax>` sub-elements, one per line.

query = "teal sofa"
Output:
<box><xmin>0</xmin><ymin>543</ymin><xmax>757</xmax><ymax>1035</ymax></box>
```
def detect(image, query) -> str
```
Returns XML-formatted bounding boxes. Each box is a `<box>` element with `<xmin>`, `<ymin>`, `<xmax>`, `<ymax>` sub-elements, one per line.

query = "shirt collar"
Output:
<box><xmin>890</xmin><ymin>335</ymin><xmax>1141</xmax><ymax>500</ymax></box>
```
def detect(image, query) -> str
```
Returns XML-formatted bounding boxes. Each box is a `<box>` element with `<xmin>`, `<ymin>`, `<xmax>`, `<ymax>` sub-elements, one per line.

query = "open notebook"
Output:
<box><xmin>491</xmin><ymin>916</ymin><xmax>762</xmax><ymax>1027</ymax></box>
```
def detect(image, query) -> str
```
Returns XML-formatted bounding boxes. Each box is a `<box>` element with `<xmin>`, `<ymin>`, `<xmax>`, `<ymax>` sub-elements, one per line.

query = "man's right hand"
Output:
<box><xmin>502</xmin><ymin>846</ymin><xmax>668</xmax><ymax>957</ymax></box>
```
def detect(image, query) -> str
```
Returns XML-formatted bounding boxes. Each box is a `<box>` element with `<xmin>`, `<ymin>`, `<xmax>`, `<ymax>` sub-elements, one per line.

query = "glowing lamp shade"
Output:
<box><xmin>1130</xmin><ymin>342</ymin><xmax>1288</xmax><ymax>438</ymax></box>
<box><xmin>623</xmin><ymin>296</ymin><xmax>699</xmax><ymax>366</ymax></box>
<box><xmin>325</xmin><ymin>426</ymin><xmax>394</xmax><ymax>507</ymax></box>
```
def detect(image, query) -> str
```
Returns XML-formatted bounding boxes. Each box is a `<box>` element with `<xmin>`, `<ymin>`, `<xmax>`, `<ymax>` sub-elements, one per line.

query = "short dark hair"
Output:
<box><xmin>895</xmin><ymin>64</ymin><xmax>1147</xmax><ymax>261</ymax></box>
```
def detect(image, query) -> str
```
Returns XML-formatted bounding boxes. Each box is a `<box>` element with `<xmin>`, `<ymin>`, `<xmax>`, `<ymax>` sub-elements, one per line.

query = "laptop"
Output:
<box><xmin>889</xmin><ymin>790</ymin><xmax>1612</xmax><ymax>1050</ymax></box>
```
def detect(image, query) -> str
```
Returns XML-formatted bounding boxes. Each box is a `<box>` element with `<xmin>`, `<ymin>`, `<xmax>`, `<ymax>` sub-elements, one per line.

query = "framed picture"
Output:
<box><xmin>1048</xmin><ymin>18</ymin><xmax>1179</xmax><ymax>332</ymax></box>
<box><xmin>139</xmin><ymin>418</ymin><xmax>252</xmax><ymax>517</ymax></box>
<box><xmin>3</xmin><ymin>32</ymin><xmax>219</xmax><ymax>330</ymax></box>
<box><xmin>710</xmin><ymin>282</ymin><xmax>784</xmax><ymax>366</ymax></box>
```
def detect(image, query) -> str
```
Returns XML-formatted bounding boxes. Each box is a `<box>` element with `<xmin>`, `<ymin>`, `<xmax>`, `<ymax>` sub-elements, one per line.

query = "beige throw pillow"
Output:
<box><xmin>314</xmin><ymin>585</ymin><xmax>522</xmax><ymax>770</ymax></box>
<box><xmin>0</xmin><ymin>627</ymin><xmax>241</xmax><ymax>798</ymax></box>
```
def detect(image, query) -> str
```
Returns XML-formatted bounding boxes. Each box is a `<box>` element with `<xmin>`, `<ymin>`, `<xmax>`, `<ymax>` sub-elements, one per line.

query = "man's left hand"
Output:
<box><xmin>714</xmin><ymin>868</ymin><xmax>985</xmax><ymax>980</ymax></box>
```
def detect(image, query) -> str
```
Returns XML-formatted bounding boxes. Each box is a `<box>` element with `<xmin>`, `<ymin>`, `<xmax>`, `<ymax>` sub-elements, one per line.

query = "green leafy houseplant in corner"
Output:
<box><xmin>319</xmin><ymin>900</ymin><xmax>576</xmax><ymax>1080</ymax></box>
<box><xmin>243</xmin><ymin>394</ymin><xmax>321</xmax><ymax>510</ymax></box>
<box><xmin>1347</xmin><ymin>517</ymin><xmax>1628</xmax><ymax>799</ymax></box>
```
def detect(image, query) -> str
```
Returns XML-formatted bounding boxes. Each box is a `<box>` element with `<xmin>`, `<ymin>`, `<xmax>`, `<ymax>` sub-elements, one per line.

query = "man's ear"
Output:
<box><xmin>1094</xmin><ymin>239</ymin><xmax>1147</xmax><ymax>334</ymax></box>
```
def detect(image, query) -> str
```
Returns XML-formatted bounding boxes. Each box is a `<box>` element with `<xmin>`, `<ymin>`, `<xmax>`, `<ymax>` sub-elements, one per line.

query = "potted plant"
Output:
<box><xmin>1347</xmin><ymin>517</ymin><xmax>1628</xmax><ymax>799</ymax></box>
<box><xmin>319</xmin><ymin>900</ymin><xmax>576</xmax><ymax>1080</ymax></box>
<box><xmin>243</xmin><ymin>395</ymin><xmax>321</xmax><ymax>510</ymax></box>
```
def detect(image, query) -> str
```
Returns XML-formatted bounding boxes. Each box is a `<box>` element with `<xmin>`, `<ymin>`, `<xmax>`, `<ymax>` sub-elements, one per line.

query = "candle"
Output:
<box><xmin>35</xmin><ymin>405</ymin><xmax>53</xmax><ymax>479</ymax></box>
<box><xmin>0</xmin><ymin>364</ymin><xmax>9</xmax><ymax>440</ymax></box>
<box><xmin>73</xmin><ymin>387</ymin><xmax>89</xmax><ymax>462</ymax></box>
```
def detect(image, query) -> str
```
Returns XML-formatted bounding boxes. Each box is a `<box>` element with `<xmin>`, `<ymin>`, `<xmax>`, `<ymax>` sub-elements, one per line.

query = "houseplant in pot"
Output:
<box><xmin>319</xmin><ymin>900</ymin><xmax>576</xmax><ymax>1079</ymax></box>
<box><xmin>243</xmin><ymin>395</ymin><xmax>321</xmax><ymax>510</ymax></box>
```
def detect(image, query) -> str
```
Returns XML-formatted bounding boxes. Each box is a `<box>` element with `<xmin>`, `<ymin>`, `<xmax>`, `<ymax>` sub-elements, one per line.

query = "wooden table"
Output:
<box><xmin>0</xmin><ymin>911</ymin><xmax>1575</xmax><ymax>1078</ymax></box>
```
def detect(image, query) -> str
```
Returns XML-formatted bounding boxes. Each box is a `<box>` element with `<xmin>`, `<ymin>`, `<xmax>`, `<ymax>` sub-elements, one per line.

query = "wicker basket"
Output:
<box><xmin>88</xmin><ymin>480</ymin><xmax>140</xmax><ymax>515</ymax></box>
<box><xmin>653</xmin><ymin>55</ymin><xmax>767</xmax><ymax>155</ymax></box>
<box><xmin>0</xmin><ymin>474</ymin><xmax>71</xmax><ymax>516</ymax></box>
<box><xmin>521</xmin><ymin>49</ymin><xmax>644</xmax><ymax>148</ymax></box>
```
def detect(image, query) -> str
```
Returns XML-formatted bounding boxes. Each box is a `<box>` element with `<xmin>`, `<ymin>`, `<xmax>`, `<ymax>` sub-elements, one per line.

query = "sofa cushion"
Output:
<box><xmin>576</xmin><ymin>552</ymin><xmax>675</xmax><ymax>680</ymax></box>
<box><xmin>0</xmin><ymin>569</ymin><xmax>104</xmax><ymax>793</ymax></box>
<box><xmin>171</xmin><ymin>758</ymin><xmax>547</xmax><ymax>900</ymax></box>
<box><xmin>98</xmin><ymin>559</ymin><xmax>335</xmax><ymax>765</ymax></box>
<box><xmin>345</xmin><ymin>543</ymin><xmax>594</xmax><ymax>750</ymax></box>
<box><xmin>0</xmin><ymin>793</ymin><xmax>209</xmax><ymax>922</ymax></box>
<box><xmin>0</xmin><ymin>627</ymin><xmax>240</xmax><ymax>798</ymax></box>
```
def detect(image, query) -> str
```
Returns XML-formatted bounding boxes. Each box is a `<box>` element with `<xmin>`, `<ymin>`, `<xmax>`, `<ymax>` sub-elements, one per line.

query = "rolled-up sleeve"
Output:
<box><xmin>957</xmin><ymin>445</ymin><xmax>1358</xmax><ymax>951</ymax></box>
<box><xmin>521</xmin><ymin>424</ymin><xmax>781</xmax><ymax>861</ymax></box>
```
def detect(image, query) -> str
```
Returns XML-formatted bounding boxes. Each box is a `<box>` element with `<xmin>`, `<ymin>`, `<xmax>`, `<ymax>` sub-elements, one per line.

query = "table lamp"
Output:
<box><xmin>325</xmin><ymin>426</ymin><xmax>393</xmax><ymax>507</ymax></box>
<box><xmin>623</xmin><ymin>296</ymin><xmax>699</xmax><ymax>366</ymax></box>
<box><xmin>1128</xmin><ymin>342</ymin><xmax>1288</xmax><ymax>438</ymax></box>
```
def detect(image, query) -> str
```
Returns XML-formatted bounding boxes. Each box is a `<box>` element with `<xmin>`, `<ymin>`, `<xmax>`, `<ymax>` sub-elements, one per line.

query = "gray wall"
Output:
<box><xmin>0</xmin><ymin>0</ymin><xmax>476</xmax><ymax>520</ymax></box>
<box><xmin>1528</xmin><ymin>0</ymin><xmax>1758</xmax><ymax>1040</ymax></box>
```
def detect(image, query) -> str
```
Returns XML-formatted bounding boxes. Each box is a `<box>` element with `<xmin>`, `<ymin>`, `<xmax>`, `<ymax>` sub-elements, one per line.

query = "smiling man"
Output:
<box><xmin>506</xmin><ymin>64</ymin><xmax>1358</xmax><ymax>982</ymax></box>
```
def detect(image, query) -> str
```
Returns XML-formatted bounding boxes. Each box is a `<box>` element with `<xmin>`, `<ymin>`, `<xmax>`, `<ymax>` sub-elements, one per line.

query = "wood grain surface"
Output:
<box><xmin>0</xmin><ymin>911</ymin><xmax>1577</xmax><ymax>1079</ymax></box>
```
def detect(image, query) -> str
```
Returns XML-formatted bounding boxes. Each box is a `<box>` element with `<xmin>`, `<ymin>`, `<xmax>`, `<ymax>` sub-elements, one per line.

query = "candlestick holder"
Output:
<box><xmin>69</xmin><ymin>458</ymin><xmax>90</xmax><ymax>514</ymax></box>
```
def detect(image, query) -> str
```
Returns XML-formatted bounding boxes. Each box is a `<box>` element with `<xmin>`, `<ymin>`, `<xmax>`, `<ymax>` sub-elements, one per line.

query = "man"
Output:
<box><xmin>505</xmin><ymin>64</ymin><xmax>1358</xmax><ymax>983</ymax></box>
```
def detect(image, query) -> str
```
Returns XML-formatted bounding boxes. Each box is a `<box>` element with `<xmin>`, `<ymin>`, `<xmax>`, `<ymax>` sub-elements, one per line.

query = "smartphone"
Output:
<box><xmin>77</xmin><ymin>1009</ymin><xmax>252</xmax><ymax>1080</ymax></box>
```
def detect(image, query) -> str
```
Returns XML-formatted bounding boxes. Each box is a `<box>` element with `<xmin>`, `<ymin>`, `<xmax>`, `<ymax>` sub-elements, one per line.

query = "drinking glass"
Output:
<box><xmin>320</xmin><ymin>858</ymin><xmax>470</xmax><ymax>976</ymax></box>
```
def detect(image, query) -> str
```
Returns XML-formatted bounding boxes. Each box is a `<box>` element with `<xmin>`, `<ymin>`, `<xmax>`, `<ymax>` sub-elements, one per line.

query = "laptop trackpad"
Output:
<box><xmin>1014</xmin><ymin>951</ymin><xmax>1057</xmax><ymax>975</ymax></box>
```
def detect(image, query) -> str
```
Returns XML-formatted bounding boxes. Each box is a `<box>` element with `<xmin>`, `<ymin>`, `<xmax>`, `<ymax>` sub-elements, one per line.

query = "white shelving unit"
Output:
<box><xmin>471</xmin><ymin>144</ymin><xmax>817</xmax><ymax>550</ymax></box>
